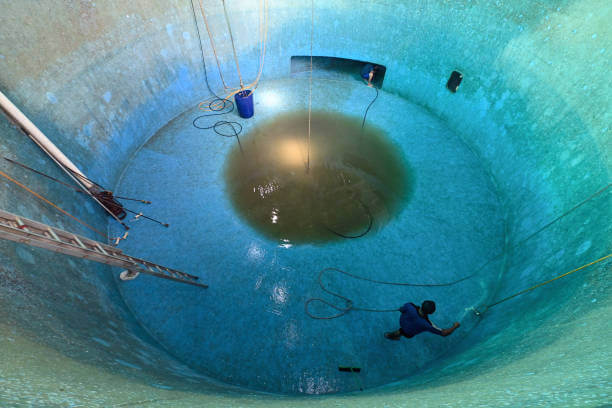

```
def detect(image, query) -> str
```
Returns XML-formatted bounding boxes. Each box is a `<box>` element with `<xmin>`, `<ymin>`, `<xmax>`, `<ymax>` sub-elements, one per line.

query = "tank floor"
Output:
<box><xmin>110</xmin><ymin>78</ymin><xmax>506</xmax><ymax>394</ymax></box>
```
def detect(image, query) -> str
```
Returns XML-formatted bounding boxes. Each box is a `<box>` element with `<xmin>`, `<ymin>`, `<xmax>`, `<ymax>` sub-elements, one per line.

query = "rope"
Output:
<box><xmin>4</xmin><ymin>157</ymin><xmax>163</xmax><ymax>225</ymax></box>
<box><xmin>475</xmin><ymin>253</ymin><xmax>612</xmax><ymax>314</ymax></box>
<box><xmin>190</xmin><ymin>0</ymin><xmax>213</xmax><ymax>84</ymax></box>
<box><xmin>194</xmin><ymin>0</ymin><xmax>268</xmax><ymax>113</ymax></box>
<box><xmin>307</xmin><ymin>253</ymin><xmax>611</xmax><ymax>320</ymax></box>
<box><xmin>195</xmin><ymin>0</ymin><xmax>229</xmax><ymax>89</ymax></box>
<box><xmin>5</xmin><ymin>157</ymin><xmax>147</xmax><ymax>203</ymax></box>
<box><xmin>222</xmin><ymin>0</ymin><xmax>244</xmax><ymax>89</ymax></box>
<box><xmin>305</xmin><ymin>267</ymin><xmax>473</xmax><ymax>319</ymax></box>
<box><xmin>123</xmin><ymin>208</ymin><xmax>169</xmax><ymax>228</ymax></box>
<box><xmin>192</xmin><ymin>100</ymin><xmax>244</xmax><ymax>154</ymax></box>
<box><xmin>0</xmin><ymin>169</ymin><xmax>111</xmax><ymax>240</ymax></box>
<box><xmin>306</xmin><ymin>183</ymin><xmax>611</xmax><ymax>319</ymax></box>
<box><xmin>306</xmin><ymin>0</ymin><xmax>314</xmax><ymax>173</ymax></box>
<box><xmin>445</xmin><ymin>183</ymin><xmax>612</xmax><ymax>290</ymax></box>
<box><xmin>190</xmin><ymin>0</ymin><xmax>244</xmax><ymax>154</ymax></box>
<box><xmin>4</xmin><ymin>157</ymin><xmax>84</xmax><ymax>193</ymax></box>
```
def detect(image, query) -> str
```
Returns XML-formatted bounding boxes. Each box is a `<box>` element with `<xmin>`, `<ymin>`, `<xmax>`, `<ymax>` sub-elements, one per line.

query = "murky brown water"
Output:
<box><xmin>224</xmin><ymin>111</ymin><xmax>413</xmax><ymax>244</ymax></box>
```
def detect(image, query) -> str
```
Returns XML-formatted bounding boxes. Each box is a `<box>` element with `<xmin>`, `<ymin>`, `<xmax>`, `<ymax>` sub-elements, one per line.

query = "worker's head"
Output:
<box><xmin>421</xmin><ymin>300</ymin><xmax>436</xmax><ymax>315</ymax></box>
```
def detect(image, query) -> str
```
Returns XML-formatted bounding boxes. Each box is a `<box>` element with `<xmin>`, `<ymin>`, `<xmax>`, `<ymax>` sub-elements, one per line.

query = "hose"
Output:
<box><xmin>305</xmin><ymin>267</ymin><xmax>474</xmax><ymax>320</ymax></box>
<box><xmin>321</xmin><ymin>198</ymin><xmax>373</xmax><ymax>239</ymax></box>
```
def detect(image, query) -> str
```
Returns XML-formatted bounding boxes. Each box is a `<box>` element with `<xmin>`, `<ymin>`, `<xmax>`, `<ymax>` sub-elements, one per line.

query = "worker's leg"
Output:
<box><xmin>400</xmin><ymin>328</ymin><xmax>414</xmax><ymax>339</ymax></box>
<box><xmin>384</xmin><ymin>329</ymin><xmax>402</xmax><ymax>340</ymax></box>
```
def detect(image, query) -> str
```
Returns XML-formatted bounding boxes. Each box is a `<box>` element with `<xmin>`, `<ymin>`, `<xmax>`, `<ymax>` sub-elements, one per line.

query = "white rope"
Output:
<box><xmin>307</xmin><ymin>0</ymin><xmax>314</xmax><ymax>173</ymax></box>
<box><xmin>197</xmin><ymin>0</ymin><xmax>229</xmax><ymax>89</ymax></box>
<box><xmin>222</xmin><ymin>0</ymin><xmax>245</xmax><ymax>89</ymax></box>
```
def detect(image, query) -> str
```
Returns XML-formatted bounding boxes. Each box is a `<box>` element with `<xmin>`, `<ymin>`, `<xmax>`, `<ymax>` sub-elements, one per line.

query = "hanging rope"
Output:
<box><xmin>0</xmin><ymin>169</ymin><xmax>112</xmax><ymax>240</ymax></box>
<box><xmin>3</xmin><ymin>157</ymin><xmax>169</xmax><ymax>227</ymax></box>
<box><xmin>305</xmin><ymin>267</ymin><xmax>474</xmax><ymax>319</ymax></box>
<box><xmin>466</xmin><ymin>182</ymin><xmax>612</xmax><ymax>282</ymax></box>
<box><xmin>474</xmin><ymin>252</ymin><xmax>612</xmax><ymax>315</ymax></box>
<box><xmin>4</xmin><ymin>156</ymin><xmax>85</xmax><ymax>193</ymax></box>
<box><xmin>196</xmin><ymin>0</ymin><xmax>269</xmax><ymax>111</ymax></box>
<box><xmin>190</xmin><ymin>0</ymin><xmax>243</xmax><ymax>153</ymax></box>
<box><xmin>192</xmin><ymin>0</ymin><xmax>268</xmax><ymax>153</ymax></box>
<box><xmin>195</xmin><ymin>0</ymin><xmax>229</xmax><ymax>89</ymax></box>
<box><xmin>306</xmin><ymin>0</ymin><xmax>314</xmax><ymax>173</ymax></box>
<box><xmin>221</xmin><ymin>0</ymin><xmax>244</xmax><ymax>89</ymax></box>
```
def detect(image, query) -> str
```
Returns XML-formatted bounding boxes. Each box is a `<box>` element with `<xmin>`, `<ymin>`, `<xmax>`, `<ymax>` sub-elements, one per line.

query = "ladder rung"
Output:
<box><xmin>72</xmin><ymin>234</ymin><xmax>86</xmax><ymax>249</ymax></box>
<box><xmin>94</xmin><ymin>242</ymin><xmax>108</xmax><ymax>255</ymax></box>
<box><xmin>15</xmin><ymin>217</ymin><xmax>29</xmax><ymax>232</ymax></box>
<box><xmin>46</xmin><ymin>228</ymin><xmax>61</xmax><ymax>242</ymax></box>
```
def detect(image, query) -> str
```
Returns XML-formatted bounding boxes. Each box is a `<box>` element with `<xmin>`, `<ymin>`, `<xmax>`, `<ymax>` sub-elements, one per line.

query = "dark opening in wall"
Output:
<box><xmin>291</xmin><ymin>56</ymin><xmax>387</xmax><ymax>88</ymax></box>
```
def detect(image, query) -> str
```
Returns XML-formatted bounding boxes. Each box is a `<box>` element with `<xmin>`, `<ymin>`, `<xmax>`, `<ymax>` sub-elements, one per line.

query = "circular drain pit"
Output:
<box><xmin>224</xmin><ymin>110</ymin><xmax>413</xmax><ymax>244</ymax></box>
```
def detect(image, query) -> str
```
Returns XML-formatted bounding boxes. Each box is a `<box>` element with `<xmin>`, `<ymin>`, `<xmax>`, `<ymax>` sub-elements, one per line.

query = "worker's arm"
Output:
<box><xmin>440</xmin><ymin>322</ymin><xmax>460</xmax><ymax>337</ymax></box>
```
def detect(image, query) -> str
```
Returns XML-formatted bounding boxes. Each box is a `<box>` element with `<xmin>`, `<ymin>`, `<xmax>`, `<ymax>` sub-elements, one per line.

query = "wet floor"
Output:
<box><xmin>224</xmin><ymin>111</ymin><xmax>413</xmax><ymax>244</ymax></box>
<box><xmin>111</xmin><ymin>78</ymin><xmax>506</xmax><ymax>394</ymax></box>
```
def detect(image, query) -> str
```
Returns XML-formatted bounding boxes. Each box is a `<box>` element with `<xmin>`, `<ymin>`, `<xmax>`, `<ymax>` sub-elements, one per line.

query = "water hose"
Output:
<box><xmin>305</xmin><ymin>267</ymin><xmax>474</xmax><ymax>320</ymax></box>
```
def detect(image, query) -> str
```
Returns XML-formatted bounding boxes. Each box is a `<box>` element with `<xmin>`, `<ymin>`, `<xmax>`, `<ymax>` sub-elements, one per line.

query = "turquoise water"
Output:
<box><xmin>111</xmin><ymin>78</ymin><xmax>505</xmax><ymax>394</ymax></box>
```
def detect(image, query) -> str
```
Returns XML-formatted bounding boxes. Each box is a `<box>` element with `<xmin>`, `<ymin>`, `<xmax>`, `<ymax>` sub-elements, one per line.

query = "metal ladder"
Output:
<box><xmin>0</xmin><ymin>209</ymin><xmax>208</xmax><ymax>289</ymax></box>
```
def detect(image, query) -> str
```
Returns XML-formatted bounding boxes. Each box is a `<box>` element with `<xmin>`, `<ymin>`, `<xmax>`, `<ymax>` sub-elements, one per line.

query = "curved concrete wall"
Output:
<box><xmin>0</xmin><ymin>0</ymin><xmax>609</xmax><ymax>406</ymax></box>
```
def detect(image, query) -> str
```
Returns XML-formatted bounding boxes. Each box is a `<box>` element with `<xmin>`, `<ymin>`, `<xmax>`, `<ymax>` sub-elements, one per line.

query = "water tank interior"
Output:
<box><xmin>0</xmin><ymin>0</ymin><xmax>610</xmax><ymax>406</ymax></box>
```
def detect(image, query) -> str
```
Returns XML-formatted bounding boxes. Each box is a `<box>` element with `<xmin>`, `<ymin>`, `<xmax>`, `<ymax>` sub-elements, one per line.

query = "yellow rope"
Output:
<box><xmin>0</xmin><ymin>169</ymin><xmax>111</xmax><ymax>240</ymax></box>
<box><xmin>477</xmin><ymin>252</ymin><xmax>612</xmax><ymax>314</ymax></box>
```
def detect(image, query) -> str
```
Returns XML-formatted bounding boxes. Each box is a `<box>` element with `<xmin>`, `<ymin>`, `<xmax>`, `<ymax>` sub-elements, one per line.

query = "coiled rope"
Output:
<box><xmin>192</xmin><ymin>99</ymin><xmax>244</xmax><ymax>154</ymax></box>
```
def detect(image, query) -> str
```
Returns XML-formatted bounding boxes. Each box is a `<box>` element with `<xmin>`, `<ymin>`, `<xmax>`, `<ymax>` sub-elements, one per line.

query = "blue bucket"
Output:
<box><xmin>234</xmin><ymin>89</ymin><xmax>254</xmax><ymax>118</ymax></box>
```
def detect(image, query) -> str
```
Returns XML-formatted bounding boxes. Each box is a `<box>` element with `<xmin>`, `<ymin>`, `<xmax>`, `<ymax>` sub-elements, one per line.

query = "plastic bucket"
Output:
<box><xmin>234</xmin><ymin>89</ymin><xmax>254</xmax><ymax>118</ymax></box>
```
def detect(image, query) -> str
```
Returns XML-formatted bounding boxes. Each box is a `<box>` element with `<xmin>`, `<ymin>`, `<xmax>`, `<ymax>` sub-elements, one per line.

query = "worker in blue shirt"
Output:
<box><xmin>385</xmin><ymin>300</ymin><xmax>460</xmax><ymax>340</ymax></box>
